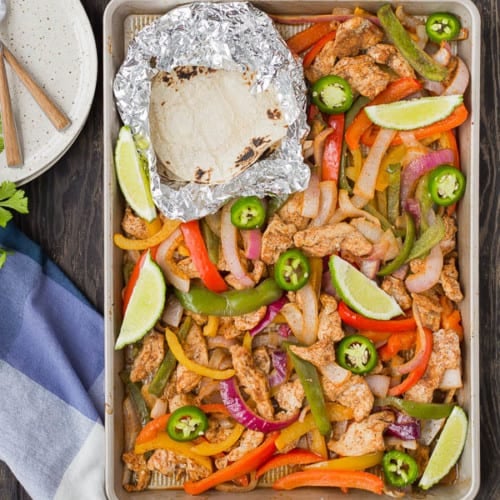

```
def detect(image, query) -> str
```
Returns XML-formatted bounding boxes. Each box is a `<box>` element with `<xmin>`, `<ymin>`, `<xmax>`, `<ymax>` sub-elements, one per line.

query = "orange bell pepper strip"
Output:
<box><xmin>272</xmin><ymin>469</ymin><xmax>384</xmax><ymax>494</ymax></box>
<box><xmin>378</xmin><ymin>331</ymin><xmax>417</xmax><ymax>362</ymax></box>
<box><xmin>183</xmin><ymin>432</ymin><xmax>279</xmax><ymax>495</ymax></box>
<box><xmin>180</xmin><ymin>220</ymin><xmax>227</xmax><ymax>293</ymax></box>
<box><xmin>113</xmin><ymin>218</ymin><xmax>180</xmax><ymax>250</ymax></box>
<box><xmin>286</xmin><ymin>22</ymin><xmax>334</xmax><ymax>54</ymax></box>
<box><xmin>302</xmin><ymin>30</ymin><xmax>336</xmax><ymax>68</ymax></box>
<box><xmin>361</xmin><ymin>104</ymin><xmax>469</xmax><ymax>147</ymax></box>
<box><xmin>338</xmin><ymin>301</ymin><xmax>416</xmax><ymax>332</ymax></box>
<box><xmin>255</xmin><ymin>449</ymin><xmax>324</xmax><ymax>479</ymax></box>
<box><xmin>440</xmin><ymin>296</ymin><xmax>464</xmax><ymax>340</ymax></box>
<box><xmin>122</xmin><ymin>246</ymin><xmax>158</xmax><ymax>314</ymax></box>
<box><xmin>388</xmin><ymin>328</ymin><xmax>433</xmax><ymax>396</ymax></box>
<box><xmin>345</xmin><ymin>77</ymin><xmax>422</xmax><ymax>151</ymax></box>
<box><xmin>321</xmin><ymin>113</ymin><xmax>345</xmax><ymax>181</ymax></box>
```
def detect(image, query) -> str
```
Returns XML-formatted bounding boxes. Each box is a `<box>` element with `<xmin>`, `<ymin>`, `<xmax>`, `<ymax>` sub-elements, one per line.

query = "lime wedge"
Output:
<box><xmin>329</xmin><ymin>255</ymin><xmax>403</xmax><ymax>320</ymax></box>
<box><xmin>364</xmin><ymin>95</ymin><xmax>463</xmax><ymax>131</ymax></box>
<box><xmin>419</xmin><ymin>406</ymin><xmax>468</xmax><ymax>490</ymax></box>
<box><xmin>115</xmin><ymin>125</ymin><xmax>156</xmax><ymax>222</ymax></box>
<box><xmin>115</xmin><ymin>251</ymin><xmax>166</xmax><ymax>350</ymax></box>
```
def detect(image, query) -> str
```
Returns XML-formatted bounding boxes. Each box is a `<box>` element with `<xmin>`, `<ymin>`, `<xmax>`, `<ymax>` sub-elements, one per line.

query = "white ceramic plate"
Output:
<box><xmin>0</xmin><ymin>0</ymin><xmax>97</xmax><ymax>185</ymax></box>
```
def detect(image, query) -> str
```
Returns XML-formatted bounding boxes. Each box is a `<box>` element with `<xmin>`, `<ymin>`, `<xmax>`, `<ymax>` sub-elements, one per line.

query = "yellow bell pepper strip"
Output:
<box><xmin>143</xmin><ymin>216</ymin><xmax>163</xmax><ymax>237</ymax></box>
<box><xmin>113</xmin><ymin>218</ymin><xmax>180</xmax><ymax>250</ymax></box>
<box><xmin>308</xmin><ymin>257</ymin><xmax>323</xmax><ymax>298</ymax></box>
<box><xmin>256</xmin><ymin>449</ymin><xmax>324</xmax><ymax>479</ymax></box>
<box><xmin>190</xmin><ymin>423</ymin><xmax>245</xmax><ymax>456</ymax></box>
<box><xmin>183</xmin><ymin>432</ymin><xmax>279</xmax><ymax>495</ymax></box>
<box><xmin>304</xmin><ymin>451</ymin><xmax>384</xmax><ymax>471</ymax></box>
<box><xmin>310</xmin><ymin>428</ymin><xmax>328</xmax><ymax>459</ymax></box>
<box><xmin>275</xmin><ymin>403</ymin><xmax>353</xmax><ymax>451</ymax></box>
<box><xmin>165</xmin><ymin>328</ymin><xmax>235</xmax><ymax>380</ymax></box>
<box><xmin>242</xmin><ymin>331</ymin><xmax>252</xmax><ymax>351</ymax></box>
<box><xmin>134</xmin><ymin>431</ymin><xmax>213</xmax><ymax>472</ymax></box>
<box><xmin>272</xmin><ymin>469</ymin><xmax>384</xmax><ymax>494</ymax></box>
<box><xmin>202</xmin><ymin>315</ymin><xmax>219</xmax><ymax>337</ymax></box>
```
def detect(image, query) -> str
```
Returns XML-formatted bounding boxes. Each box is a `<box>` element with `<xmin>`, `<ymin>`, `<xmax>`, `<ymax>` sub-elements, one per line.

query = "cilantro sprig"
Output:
<box><xmin>0</xmin><ymin>181</ymin><xmax>29</xmax><ymax>268</ymax></box>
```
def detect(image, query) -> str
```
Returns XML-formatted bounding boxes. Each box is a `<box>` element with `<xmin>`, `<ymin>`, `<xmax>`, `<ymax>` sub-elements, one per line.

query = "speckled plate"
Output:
<box><xmin>0</xmin><ymin>0</ymin><xmax>97</xmax><ymax>185</ymax></box>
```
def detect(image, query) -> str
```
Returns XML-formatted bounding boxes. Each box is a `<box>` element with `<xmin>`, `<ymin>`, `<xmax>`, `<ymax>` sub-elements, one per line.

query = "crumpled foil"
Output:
<box><xmin>114</xmin><ymin>1</ymin><xmax>310</xmax><ymax>221</ymax></box>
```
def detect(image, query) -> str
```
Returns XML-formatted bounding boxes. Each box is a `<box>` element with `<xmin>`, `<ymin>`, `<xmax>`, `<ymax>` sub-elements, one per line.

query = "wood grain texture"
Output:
<box><xmin>0</xmin><ymin>0</ymin><xmax>499</xmax><ymax>498</ymax></box>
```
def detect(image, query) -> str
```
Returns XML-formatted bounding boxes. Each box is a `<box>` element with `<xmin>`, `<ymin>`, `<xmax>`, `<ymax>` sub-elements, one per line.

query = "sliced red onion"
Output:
<box><xmin>161</xmin><ymin>295</ymin><xmax>184</xmax><ymax>327</ymax></box>
<box><xmin>423</xmin><ymin>79</ymin><xmax>445</xmax><ymax>96</ymax></box>
<box><xmin>365</xmin><ymin>374</ymin><xmax>391</xmax><ymax>398</ymax></box>
<box><xmin>219</xmin><ymin>378</ymin><xmax>298</xmax><ymax>432</ymax></box>
<box><xmin>250</xmin><ymin>296</ymin><xmax>288</xmax><ymax>336</ymax></box>
<box><xmin>278</xmin><ymin>323</ymin><xmax>292</xmax><ymax>338</ymax></box>
<box><xmin>271</xmin><ymin>13</ymin><xmax>380</xmax><ymax>25</ymax></box>
<box><xmin>322</xmin><ymin>270</ymin><xmax>337</xmax><ymax>297</ymax></box>
<box><xmin>360</xmin><ymin>259</ymin><xmax>380</xmax><ymax>279</ymax></box>
<box><xmin>393</xmin><ymin>322</ymin><xmax>426</xmax><ymax>376</ymax></box>
<box><xmin>419</xmin><ymin>418</ymin><xmax>445</xmax><ymax>446</ymax></box>
<box><xmin>156</xmin><ymin>228</ymin><xmax>190</xmax><ymax>292</ymax></box>
<box><xmin>404</xmin><ymin>198</ymin><xmax>422</xmax><ymax>226</ymax></box>
<box><xmin>405</xmin><ymin>244</ymin><xmax>443</xmax><ymax>293</ymax></box>
<box><xmin>350</xmin><ymin>218</ymin><xmax>384</xmax><ymax>243</ymax></box>
<box><xmin>150</xmin><ymin>398</ymin><xmax>168</xmax><ymax>419</ymax></box>
<box><xmin>268</xmin><ymin>350</ymin><xmax>288</xmax><ymax>387</ymax></box>
<box><xmin>443</xmin><ymin>58</ymin><xmax>470</xmax><ymax>96</ymax></box>
<box><xmin>400</xmin><ymin>149</ymin><xmax>455</xmax><ymax>205</ymax></box>
<box><xmin>392</xmin><ymin>264</ymin><xmax>409</xmax><ymax>280</ymax></box>
<box><xmin>301</xmin><ymin>170</ymin><xmax>320</xmax><ymax>218</ymax></box>
<box><xmin>386</xmin><ymin>412</ymin><xmax>421</xmax><ymax>441</ymax></box>
<box><xmin>310</xmin><ymin>181</ymin><xmax>338</xmax><ymax>227</ymax></box>
<box><xmin>206</xmin><ymin>336</ymin><xmax>238</xmax><ymax>350</ymax></box>
<box><xmin>432</xmin><ymin>41</ymin><xmax>452</xmax><ymax>66</ymax></box>
<box><xmin>280</xmin><ymin>302</ymin><xmax>304</xmax><ymax>339</ymax></box>
<box><xmin>439</xmin><ymin>368</ymin><xmax>462</xmax><ymax>390</ymax></box>
<box><xmin>313</xmin><ymin>128</ymin><xmax>333</xmax><ymax>169</ymax></box>
<box><xmin>296</xmin><ymin>283</ymin><xmax>318</xmax><ymax>345</ymax></box>
<box><xmin>241</xmin><ymin>229</ymin><xmax>262</xmax><ymax>260</ymax></box>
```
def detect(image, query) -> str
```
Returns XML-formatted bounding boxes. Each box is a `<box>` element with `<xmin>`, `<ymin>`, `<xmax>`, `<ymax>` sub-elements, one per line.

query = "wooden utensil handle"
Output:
<box><xmin>3</xmin><ymin>47</ymin><xmax>71</xmax><ymax>131</ymax></box>
<box><xmin>0</xmin><ymin>54</ymin><xmax>22</xmax><ymax>167</ymax></box>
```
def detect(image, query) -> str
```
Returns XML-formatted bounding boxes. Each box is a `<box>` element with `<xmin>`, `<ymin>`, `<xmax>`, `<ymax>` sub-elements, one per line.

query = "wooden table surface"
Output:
<box><xmin>0</xmin><ymin>0</ymin><xmax>498</xmax><ymax>498</ymax></box>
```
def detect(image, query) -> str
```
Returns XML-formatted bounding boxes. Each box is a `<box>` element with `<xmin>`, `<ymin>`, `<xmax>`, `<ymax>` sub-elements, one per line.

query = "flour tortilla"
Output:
<box><xmin>149</xmin><ymin>66</ymin><xmax>288</xmax><ymax>184</ymax></box>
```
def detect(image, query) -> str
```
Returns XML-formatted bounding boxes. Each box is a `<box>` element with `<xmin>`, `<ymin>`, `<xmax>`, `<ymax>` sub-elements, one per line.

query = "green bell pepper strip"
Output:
<box><xmin>121</xmin><ymin>370</ymin><xmax>150</xmax><ymax>426</ymax></box>
<box><xmin>166</xmin><ymin>405</ymin><xmax>209</xmax><ymax>442</ymax></box>
<box><xmin>378</xmin><ymin>4</ymin><xmax>449</xmax><ymax>82</ymax></box>
<box><xmin>425</xmin><ymin>12</ymin><xmax>461</xmax><ymax>43</ymax></box>
<box><xmin>405</xmin><ymin>213</ymin><xmax>445</xmax><ymax>262</ymax></box>
<box><xmin>284</xmin><ymin>343</ymin><xmax>331</xmax><ymax>436</ymax></box>
<box><xmin>275</xmin><ymin>249</ymin><xmax>311</xmax><ymax>291</ymax></box>
<box><xmin>336</xmin><ymin>335</ymin><xmax>378</xmax><ymax>375</ymax></box>
<box><xmin>386</xmin><ymin>163</ymin><xmax>401</xmax><ymax>225</ymax></box>
<box><xmin>382</xmin><ymin>450</ymin><xmax>419</xmax><ymax>488</ymax></box>
<box><xmin>375</xmin><ymin>396</ymin><xmax>455</xmax><ymax>419</ymax></box>
<box><xmin>311</xmin><ymin>75</ymin><xmax>353</xmax><ymax>114</ymax></box>
<box><xmin>363</xmin><ymin>202</ymin><xmax>393</xmax><ymax>232</ymax></box>
<box><xmin>428</xmin><ymin>165</ymin><xmax>466</xmax><ymax>207</ymax></box>
<box><xmin>230</xmin><ymin>196</ymin><xmax>267</xmax><ymax>229</ymax></box>
<box><xmin>378</xmin><ymin>212</ymin><xmax>415</xmax><ymax>277</ymax></box>
<box><xmin>148</xmin><ymin>317</ymin><xmax>192</xmax><ymax>396</ymax></box>
<box><xmin>415</xmin><ymin>173</ymin><xmax>434</xmax><ymax>232</ymax></box>
<box><xmin>200</xmin><ymin>219</ymin><xmax>220</xmax><ymax>265</ymax></box>
<box><xmin>175</xmin><ymin>278</ymin><xmax>284</xmax><ymax>316</ymax></box>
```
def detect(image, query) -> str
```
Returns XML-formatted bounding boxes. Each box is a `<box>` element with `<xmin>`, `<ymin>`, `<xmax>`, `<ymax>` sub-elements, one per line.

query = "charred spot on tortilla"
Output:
<box><xmin>149</xmin><ymin>65</ymin><xmax>288</xmax><ymax>184</ymax></box>
<box><xmin>149</xmin><ymin>56</ymin><xmax>157</xmax><ymax>69</ymax></box>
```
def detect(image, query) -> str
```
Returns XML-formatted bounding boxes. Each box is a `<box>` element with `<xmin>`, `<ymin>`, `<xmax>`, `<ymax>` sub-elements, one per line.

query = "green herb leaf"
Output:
<box><xmin>0</xmin><ymin>181</ymin><xmax>29</xmax><ymax>227</ymax></box>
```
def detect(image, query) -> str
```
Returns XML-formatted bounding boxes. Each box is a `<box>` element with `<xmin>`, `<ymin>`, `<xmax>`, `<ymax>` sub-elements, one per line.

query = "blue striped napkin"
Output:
<box><xmin>0</xmin><ymin>223</ymin><xmax>106</xmax><ymax>500</ymax></box>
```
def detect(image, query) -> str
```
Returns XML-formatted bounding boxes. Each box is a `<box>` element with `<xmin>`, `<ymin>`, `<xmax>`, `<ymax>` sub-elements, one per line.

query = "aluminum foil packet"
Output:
<box><xmin>113</xmin><ymin>1</ymin><xmax>310</xmax><ymax>221</ymax></box>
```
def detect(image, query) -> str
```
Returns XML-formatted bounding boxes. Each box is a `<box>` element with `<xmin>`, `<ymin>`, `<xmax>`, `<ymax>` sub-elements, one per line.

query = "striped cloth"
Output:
<box><xmin>0</xmin><ymin>223</ymin><xmax>105</xmax><ymax>500</ymax></box>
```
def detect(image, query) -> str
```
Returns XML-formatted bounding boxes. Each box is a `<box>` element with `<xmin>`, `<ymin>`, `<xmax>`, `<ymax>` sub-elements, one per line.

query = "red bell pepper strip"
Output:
<box><xmin>286</xmin><ymin>22</ymin><xmax>334</xmax><ymax>54</ymax></box>
<box><xmin>321</xmin><ymin>114</ymin><xmax>345</xmax><ymax>181</ymax></box>
<box><xmin>272</xmin><ymin>469</ymin><xmax>384</xmax><ymax>494</ymax></box>
<box><xmin>361</xmin><ymin>104</ymin><xmax>468</xmax><ymax>147</ymax></box>
<box><xmin>122</xmin><ymin>246</ymin><xmax>159</xmax><ymax>314</ymax></box>
<box><xmin>378</xmin><ymin>331</ymin><xmax>417</xmax><ymax>361</ymax></box>
<box><xmin>338</xmin><ymin>301</ymin><xmax>417</xmax><ymax>332</ymax></box>
<box><xmin>302</xmin><ymin>30</ymin><xmax>336</xmax><ymax>68</ymax></box>
<box><xmin>388</xmin><ymin>328</ymin><xmax>433</xmax><ymax>396</ymax></box>
<box><xmin>345</xmin><ymin>77</ymin><xmax>422</xmax><ymax>151</ymax></box>
<box><xmin>256</xmin><ymin>449</ymin><xmax>324</xmax><ymax>479</ymax></box>
<box><xmin>183</xmin><ymin>433</ymin><xmax>279</xmax><ymax>495</ymax></box>
<box><xmin>180</xmin><ymin>220</ymin><xmax>227</xmax><ymax>293</ymax></box>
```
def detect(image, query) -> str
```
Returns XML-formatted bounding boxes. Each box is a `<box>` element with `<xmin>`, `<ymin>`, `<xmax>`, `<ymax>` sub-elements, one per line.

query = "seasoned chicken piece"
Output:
<box><xmin>185</xmin><ymin>311</ymin><xmax>208</xmax><ymax>326</ymax></box>
<box><xmin>122</xmin><ymin>452</ymin><xmax>151</xmax><ymax>492</ymax></box>
<box><xmin>382</xmin><ymin>276</ymin><xmax>412</xmax><ymax>310</ymax></box>
<box><xmin>176</xmin><ymin>323</ymin><xmax>208</xmax><ymax>393</ymax></box>
<box><xmin>230</xmin><ymin>345</ymin><xmax>274</xmax><ymax>419</ymax></box>
<box><xmin>274</xmin><ymin>378</ymin><xmax>305</xmax><ymax>415</ymax></box>
<box><xmin>335</xmin><ymin>375</ymin><xmax>374</xmax><ymax>422</ymax></box>
<box><xmin>290</xmin><ymin>340</ymin><xmax>336</xmax><ymax>368</ymax></box>
<box><xmin>294</xmin><ymin>222</ymin><xmax>372</xmax><ymax>257</ymax></box>
<box><xmin>333</xmin><ymin>16</ymin><xmax>385</xmax><ymax>58</ymax></box>
<box><xmin>440</xmin><ymin>256</ymin><xmax>464</xmax><ymax>302</ymax></box>
<box><xmin>260</xmin><ymin>215</ymin><xmax>297</xmax><ymax>264</ymax></box>
<box><xmin>130</xmin><ymin>331</ymin><xmax>165</xmax><ymax>383</ymax></box>
<box><xmin>405</xmin><ymin>329</ymin><xmax>461</xmax><ymax>403</ymax></box>
<box><xmin>333</xmin><ymin>55</ymin><xmax>392</xmax><ymax>99</ymax></box>
<box><xmin>218</xmin><ymin>317</ymin><xmax>240</xmax><ymax>339</ymax></box>
<box><xmin>317</xmin><ymin>294</ymin><xmax>344</xmax><ymax>342</ymax></box>
<box><xmin>234</xmin><ymin>306</ymin><xmax>267</xmax><ymax>331</ymax></box>
<box><xmin>168</xmin><ymin>392</ymin><xmax>198</xmax><ymax>413</ymax></box>
<box><xmin>121</xmin><ymin>206</ymin><xmax>151</xmax><ymax>240</ymax></box>
<box><xmin>328</xmin><ymin>411</ymin><xmax>395</xmax><ymax>456</ymax></box>
<box><xmin>440</xmin><ymin>215</ymin><xmax>458</xmax><ymax>255</ymax></box>
<box><xmin>250</xmin><ymin>260</ymin><xmax>267</xmax><ymax>283</ymax></box>
<box><xmin>304</xmin><ymin>40</ymin><xmax>337</xmax><ymax>83</ymax></box>
<box><xmin>412</xmin><ymin>292</ymin><xmax>442</xmax><ymax>331</ymax></box>
<box><xmin>366</xmin><ymin>43</ymin><xmax>416</xmax><ymax>78</ymax></box>
<box><xmin>177</xmin><ymin>257</ymin><xmax>200</xmax><ymax>279</ymax></box>
<box><xmin>147</xmin><ymin>449</ymin><xmax>210</xmax><ymax>482</ymax></box>
<box><xmin>215</xmin><ymin>430</ymin><xmax>265</xmax><ymax>469</ymax></box>
<box><xmin>204</xmin><ymin>416</ymin><xmax>234</xmax><ymax>443</ymax></box>
<box><xmin>321</xmin><ymin>365</ymin><xmax>352</xmax><ymax>401</ymax></box>
<box><xmin>253</xmin><ymin>346</ymin><xmax>271</xmax><ymax>374</ymax></box>
<box><xmin>278</xmin><ymin>192</ymin><xmax>310</xmax><ymax>230</ymax></box>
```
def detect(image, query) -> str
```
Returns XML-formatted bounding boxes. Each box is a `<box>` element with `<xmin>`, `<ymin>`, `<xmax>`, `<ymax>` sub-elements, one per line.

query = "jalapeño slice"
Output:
<box><xmin>311</xmin><ymin>75</ymin><xmax>353</xmax><ymax>114</ymax></box>
<box><xmin>275</xmin><ymin>249</ymin><xmax>310</xmax><ymax>291</ymax></box>
<box><xmin>382</xmin><ymin>450</ymin><xmax>419</xmax><ymax>488</ymax></box>
<box><xmin>336</xmin><ymin>334</ymin><xmax>378</xmax><ymax>375</ymax></box>
<box><xmin>230</xmin><ymin>196</ymin><xmax>266</xmax><ymax>229</ymax></box>
<box><xmin>425</xmin><ymin>13</ymin><xmax>461</xmax><ymax>43</ymax></box>
<box><xmin>166</xmin><ymin>405</ymin><xmax>209</xmax><ymax>442</ymax></box>
<box><xmin>428</xmin><ymin>165</ymin><xmax>466</xmax><ymax>206</ymax></box>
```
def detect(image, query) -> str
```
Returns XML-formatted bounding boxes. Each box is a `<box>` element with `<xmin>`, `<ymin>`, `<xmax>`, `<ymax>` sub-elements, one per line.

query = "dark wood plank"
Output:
<box><xmin>1</xmin><ymin>0</ymin><xmax>499</xmax><ymax>498</ymax></box>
